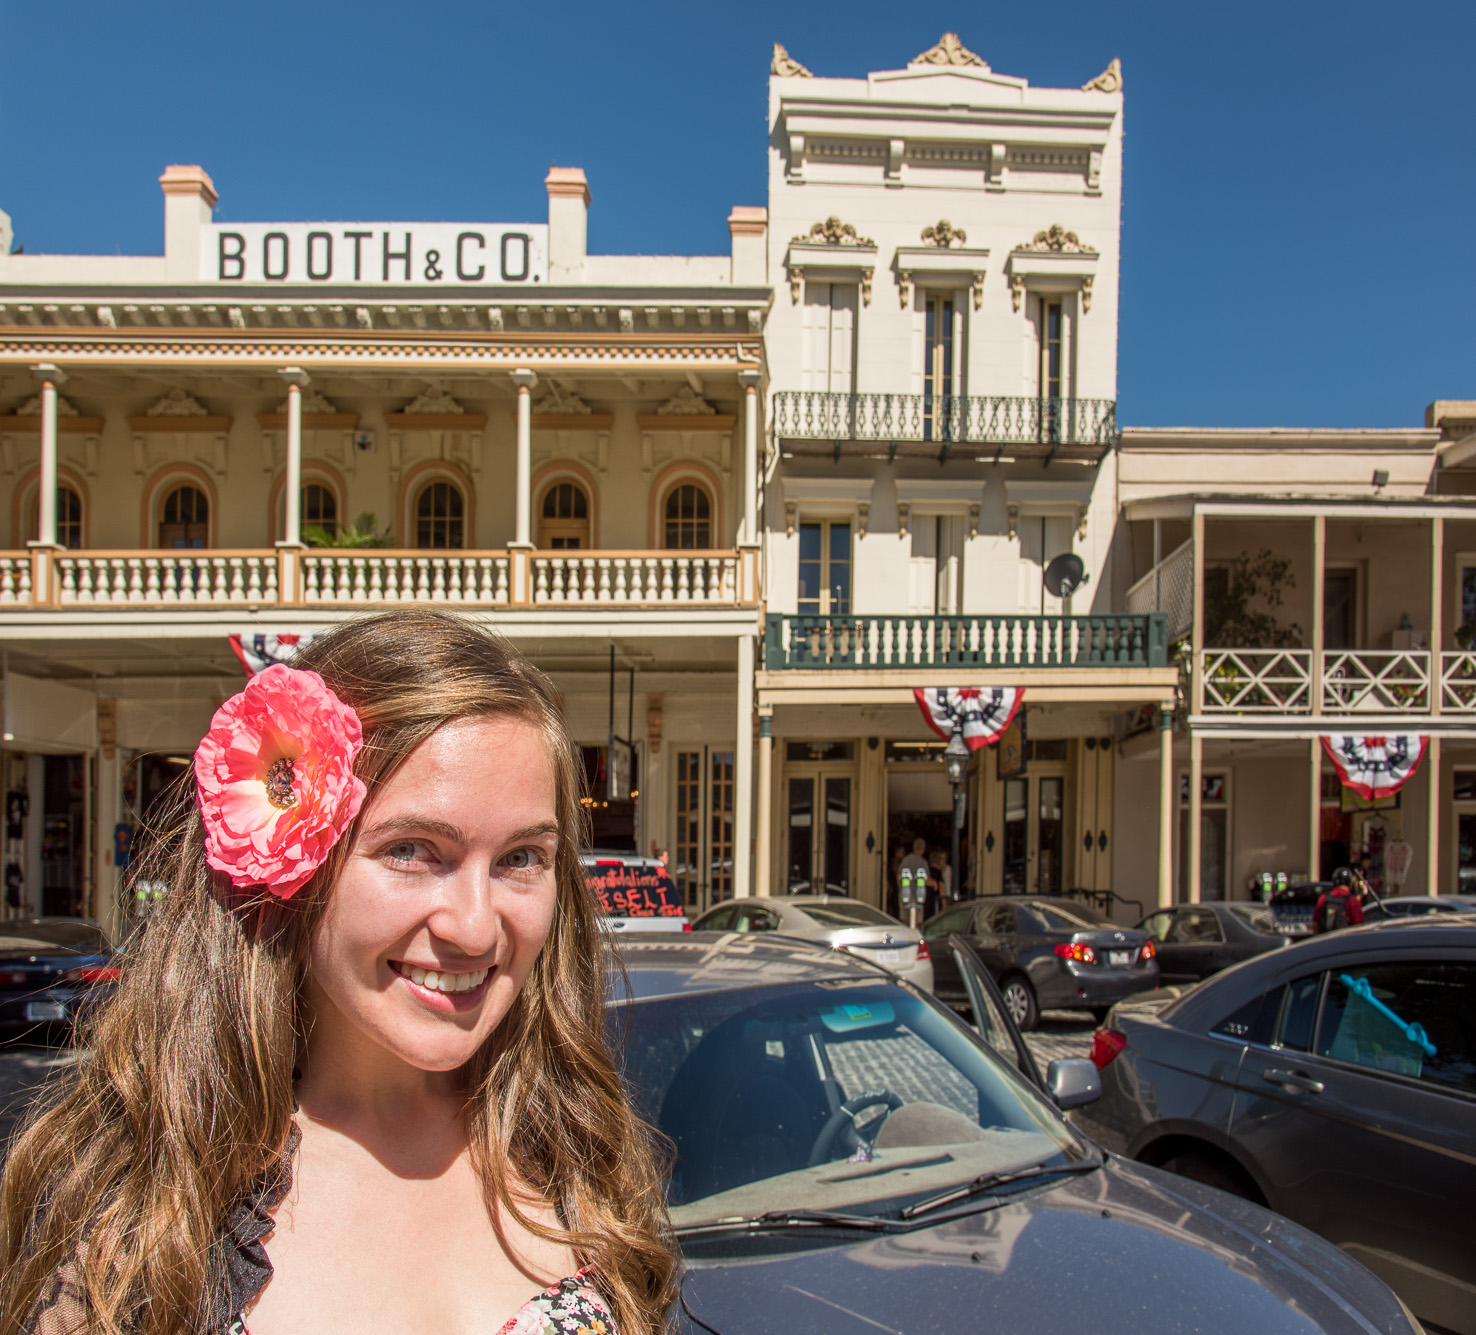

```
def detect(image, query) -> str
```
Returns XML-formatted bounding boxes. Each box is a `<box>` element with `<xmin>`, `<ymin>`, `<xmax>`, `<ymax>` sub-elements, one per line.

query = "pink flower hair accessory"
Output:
<box><xmin>194</xmin><ymin>663</ymin><xmax>367</xmax><ymax>899</ymax></box>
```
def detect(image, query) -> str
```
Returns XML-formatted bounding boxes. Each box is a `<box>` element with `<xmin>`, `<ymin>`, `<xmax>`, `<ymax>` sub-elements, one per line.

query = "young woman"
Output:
<box><xmin>0</xmin><ymin>611</ymin><xmax>677</xmax><ymax>1335</ymax></box>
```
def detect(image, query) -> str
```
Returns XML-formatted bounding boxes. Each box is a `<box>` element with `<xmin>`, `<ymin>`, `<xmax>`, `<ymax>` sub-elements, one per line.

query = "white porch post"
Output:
<box><xmin>1309</xmin><ymin>737</ymin><xmax>1322</xmax><ymax>881</ymax></box>
<box><xmin>511</xmin><ymin>369</ymin><xmax>537</xmax><ymax>546</ymax></box>
<box><xmin>279</xmin><ymin>368</ymin><xmax>309</xmax><ymax>547</ymax></box>
<box><xmin>1158</xmin><ymin>705</ymin><xmax>1175</xmax><ymax>908</ymax></box>
<box><xmin>1311</xmin><ymin>514</ymin><xmax>1327</xmax><ymax>715</ymax></box>
<box><xmin>755</xmin><ymin>710</ymin><xmax>774</xmax><ymax>897</ymax></box>
<box><xmin>738</xmin><ymin>370</ymin><xmax>762</xmax><ymax>545</ymax></box>
<box><xmin>31</xmin><ymin>365</ymin><xmax>64</xmax><ymax>549</ymax></box>
<box><xmin>1429</xmin><ymin>516</ymin><xmax>1445</xmax><ymax>896</ymax></box>
<box><xmin>733</xmin><ymin>634</ymin><xmax>756</xmax><ymax>898</ymax></box>
<box><xmin>1187</xmin><ymin>732</ymin><xmax>1203</xmax><ymax>902</ymax></box>
<box><xmin>1427</xmin><ymin>735</ymin><xmax>1442</xmax><ymax>896</ymax></box>
<box><xmin>1190</xmin><ymin>510</ymin><xmax>1205</xmax><ymax>715</ymax></box>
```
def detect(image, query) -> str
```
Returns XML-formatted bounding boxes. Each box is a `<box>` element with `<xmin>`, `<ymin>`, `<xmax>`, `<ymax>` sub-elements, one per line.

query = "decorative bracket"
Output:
<box><xmin>896</xmin><ymin>502</ymin><xmax>910</xmax><ymax>539</ymax></box>
<box><xmin>1006</xmin><ymin>503</ymin><xmax>1020</xmax><ymax>541</ymax></box>
<box><xmin>790</xmin><ymin>265</ymin><xmax>804</xmax><ymax>304</ymax></box>
<box><xmin>968</xmin><ymin>502</ymin><xmax>981</xmax><ymax>539</ymax></box>
<box><xmin>860</xmin><ymin>268</ymin><xmax>874</xmax><ymax>306</ymax></box>
<box><xmin>972</xmin><ymin>272</ymin><xmax>986</xmax><ymax>310</ymax></box>
<box><xmin>857</xmin><ymin>501</ymin><xmax>870</xmax><ymax>538</ymax></box>
<box><xmin>1010</xmin><ymin>275</ymin><xmax>1026</xmax><ymax>313</ymax></box>
<box><xmin>784</xmin><ymin>500</ymin><xmax>798</xmax><ymax>537</ymax></box>
<box><xmin>1081</xmin><ymin>276</ymin><xmax>1095</xmax><ymax>313</ymax></box>
<box><xmin>897</xmin><ymin>270</ymin><xmax>913</xmax><ymax>309</ymax></box>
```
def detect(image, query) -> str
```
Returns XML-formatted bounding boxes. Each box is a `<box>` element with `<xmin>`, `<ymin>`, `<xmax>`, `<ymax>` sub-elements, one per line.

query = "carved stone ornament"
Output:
<box><xmin>401</xmin><ymin>386</ymin><xmax>465</xmax><ymax>415</ymax></box>
<box><xmin>1081</xmin><ymin>58</ymin><xmax>1122</xmax><ymax>93</ymax></box>
<box><xmin>16</xmin><ymin>393</ymin><xmax>79</xmax><ymax>416</ymax></box>
<box><xmin>910</xmin><ymin>32</ymin><xmax>987</xmax><ymax>68</ymax></box>
<box><xmin>921</xmin><ymin>220</ymin><xmax>967</xmax><ymax>248</ymax></box>
<box><xmin>532</xmin><ymin>383</ymin><xmax>592</xmax><ymax>414</ymax></box>
<box><xmin>791</xmin><ymin>216</ymin><xmax>875</xmax><ymax>247</ymax></box>
<box><xmin>1010</xmin><ymin>274</ymin><xmax>1026</xmax><ymax>313</ymax></box>
<box><xmin>656</xmin><ymin>385</ymin><xmax>717</xmax><ymax>416</ymax></box>
<box><xmin>1081</xmin><ymin>275</ymin><xmax>1095</xmax><ymax>313</ymax></box>
<box><xmin>275</xmin><ymin>387</ymin><xmax>338</xmax><ymax>414</ymax></box>
<box><xmin>1017</xmin><ymin>223</ymin><xmax>1098</xmax><ymax>255</ymax></box>
<box><xmin>147</xmin><ymin>387</ymin><xmax>210</xmax><ymax>417</ymax></box>
<box><xmin>789</xmin><ymin>266</ymin><xmax>804</xmax><ymax>304</ymax></box>
<box><xmin>772</xmin><ymin>42</ymin><xmax>812</xmax><ymax>77</ymax></box>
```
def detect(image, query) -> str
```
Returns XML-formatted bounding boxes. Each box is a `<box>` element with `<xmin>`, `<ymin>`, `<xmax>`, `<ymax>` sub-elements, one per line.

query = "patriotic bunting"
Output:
<box><xmin>913</xmin><ymin>687</ymin><xmax>1025</xmax><ymax>752</ymax></box>
<box><xmin>1320</xmin><ymin>733</ymin><xmax>1428</xmax><ymax>801</ymax></box>
<box><xmin>229</xmin><ymin>633</ymin><xmax>321</xmax><ymax>676</ymax></box>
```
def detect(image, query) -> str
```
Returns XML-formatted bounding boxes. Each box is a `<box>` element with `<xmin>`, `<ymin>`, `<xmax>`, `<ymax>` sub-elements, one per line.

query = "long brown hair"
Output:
<box><xmin>0</xmin><ymin>611</ymin><xmax>677</xmax><ymax>1335</ymax></box>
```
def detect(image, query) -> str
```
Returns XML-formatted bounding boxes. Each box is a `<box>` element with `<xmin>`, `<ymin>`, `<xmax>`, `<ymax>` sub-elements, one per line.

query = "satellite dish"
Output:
<box><xmin>1044</xmin><ymin>553</ymin><xmax>1089</xmax><ymax>599</ymax></box>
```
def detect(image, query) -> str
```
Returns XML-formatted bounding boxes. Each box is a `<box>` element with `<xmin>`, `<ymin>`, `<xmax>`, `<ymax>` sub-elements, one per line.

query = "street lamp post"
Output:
<box><xmin>944</xmin><ymin>726</ymin><xmax>969</xmax><ymax>904</ymax></box>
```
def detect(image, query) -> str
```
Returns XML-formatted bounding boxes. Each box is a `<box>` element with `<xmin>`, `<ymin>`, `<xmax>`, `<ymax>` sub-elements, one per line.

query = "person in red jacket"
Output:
<box><xmin>1315</xmin><ymin>866</ymin><xmax>1366</xmax><ymax>933</ymax></box>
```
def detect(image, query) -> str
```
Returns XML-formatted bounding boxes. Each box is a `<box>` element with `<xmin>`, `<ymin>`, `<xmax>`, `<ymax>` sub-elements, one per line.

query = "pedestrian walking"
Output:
<box><xmin>0</xmin><ymin>611</ymin><xmax>676</xmax><ymax>1335</ymax></box>
<box><xmin>1314</xmin><ymin>865</ymin><xmax>1366</xmax><ymax>933</ymax></box>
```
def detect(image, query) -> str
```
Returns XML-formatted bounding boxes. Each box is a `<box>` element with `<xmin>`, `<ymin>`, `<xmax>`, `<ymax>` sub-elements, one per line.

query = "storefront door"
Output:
<box><xmin>672</xmin><ymin>748</ymin><xmax>734</xmax><ymax>913</ymax></box>
<box><xmin>784</xmin><ymin>743</ymin><xmax>857</xmax><ymax>894</ymax></box>
<box><xmin>1000</xmin><ymin>770</ymin><xmax>1067</xmax><ymax>896</ymax></box>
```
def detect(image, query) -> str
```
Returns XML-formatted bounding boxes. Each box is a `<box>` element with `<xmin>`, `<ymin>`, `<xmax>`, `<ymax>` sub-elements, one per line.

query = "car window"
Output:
<box><xmin>1315</xmin><ymin>962</ymin><xmax>1476</xmax><ymax>1094</ymax></box>
<box><xmin>979</xmin><ymin>903</ymin><xmax>1016</xmax><ymax>934</ymax></box>
<box><xmin>0</xmin><ymin>920</ymin><xmax>110</xmax><ymax>952</ymax></box>
<box><xmin>1013</xmin><ymin>907</ymin><xmax>1050</xmax><ymax>935</ymax></box>
<box><xmin>803</xmin><ymin>902</ymin><xmax>895</xmax><ymax>929</ymax></box>
<box><xmin>734</xmin><ymin>906</ymin><xmax>778</xmax><ymax>932</ymax></box>
<box><xmin>696</xmin><ymin>904</ymin><xmax>738</xmax><ymax>931</ymax></box>
<box><xmin>1140</xmin><ymin>911</ymin><xmax>1174</xmax><ymax>943</ymax></box>
<box><xmin>1212</xmin><ymin>984</ymin><xmax>1285</xmax><ymax>1046</ymax></box>
<box><xmin>923</xmin><ymin>904</ymin><xmax>973</xmax><ymax>938</ymax></box>
<box><xmin>1033</xmin><ymin>901</ymin><xmax>1114</xmax><ymax>929</ymax></box>
<box><xmin>1171</xmin><ymin>909</ymin><xmax>1224</xmax><ymax>944</ymax></box>
<box><xmin>1278</xmin><ymin>973</ymin><xmax>1324</xmax><ymax>1052</ymax></box>
<box><xmin>1229</xmin><ymin>904</ymin><xmax>1279</xmax><ymax>933</ymax></box>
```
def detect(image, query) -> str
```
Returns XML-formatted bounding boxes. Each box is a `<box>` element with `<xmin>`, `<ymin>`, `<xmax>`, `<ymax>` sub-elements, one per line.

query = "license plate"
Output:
<box><xmin>1109</xmin><ymin>950</ymin><xmax>1131</xmax><ymax>967</ymax></box>
<box><xmin>26</xmin><ymin>1001</ymin><xmax>65</xmax><ymax>1022</ymax></box>
<box><xmin>876</xmin><ymin>950</ymin><xmax>900</xmax><ymax>964</ymax></box>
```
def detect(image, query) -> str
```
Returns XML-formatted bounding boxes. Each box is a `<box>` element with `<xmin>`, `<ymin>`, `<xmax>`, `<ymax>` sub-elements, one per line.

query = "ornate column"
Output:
<box><xmin>279</xmin><ymin>368</ymin><xmax>310</xmax><ymax>547</ymax></box>
<box><xmin>755</xmin><ymin>711</ymin><xmax>774</xmax><ymax>897</ymax></box>
<box><xmin>28</xmin><ymin>364</ymin><xmax>66</xmax><ymax>604</ymax></box>
<box><xmin>738</xmin><ymin>370</ymin><xmax>762</xmax><ymax>545</ymax></box>
<box><xmin>733</xmin><ymin>634</ymin><xmax>756</xmax><ymax>899</ymax></box>
<box><xmin>511</xmin><ymin>369</ymin><xmax>537</xmax><ymax>546</ymax></box>
<box><xmin>1187</xmin><ymin>732</ymin><xmax>1203</xmax><ymax>903</ymax></box>
<box><xmin>1158</xmin><ymin>705</ymin><xmax>1175</xmax><ymax>909</ymax></box>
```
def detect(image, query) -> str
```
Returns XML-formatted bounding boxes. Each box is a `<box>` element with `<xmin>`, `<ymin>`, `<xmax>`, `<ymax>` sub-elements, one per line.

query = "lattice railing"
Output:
<box><xmin>1322</xmin><ymin>651</ymin><xmax>1430</xmax><ymax>713</ymax></box>
<box><xmin>1442</xmin><ymin>652</ymin><xmax>1476</xmax><ymax>712</ymax></box>
<box><xmin>1200</xmin><ymin>649</ymin><xmax>1313</xmax><ymax>713</ymax></box>
<box><xmin>1124</xmin><ymin>540</ymin><xmax>1194</xmax><ymax>642</ymax></box>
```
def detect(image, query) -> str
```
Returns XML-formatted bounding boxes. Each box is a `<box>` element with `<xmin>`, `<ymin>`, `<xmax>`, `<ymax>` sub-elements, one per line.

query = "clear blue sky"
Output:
<box><xmin>3</xmin><ymin>0</ymin><xmax>1472</xmax><ymax>428</ymax></box>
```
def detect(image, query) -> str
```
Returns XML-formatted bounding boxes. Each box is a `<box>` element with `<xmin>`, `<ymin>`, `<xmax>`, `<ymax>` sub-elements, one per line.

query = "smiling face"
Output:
<box><xmin>306</xmin><ymin>713</ymin><xmax>561</xmax><ymax>1074</ymax></box>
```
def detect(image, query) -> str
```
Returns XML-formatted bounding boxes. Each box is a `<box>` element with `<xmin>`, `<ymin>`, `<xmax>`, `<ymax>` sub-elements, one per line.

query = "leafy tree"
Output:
<box><xmin>1204</xmin><ymin>548</ymin><xmax>1301</xmax><ymax>648</ymax></box>
<box><xmin>303</xmin><ymin>512</ymin><xmax>395</xmax><ymax>548</ymax></box>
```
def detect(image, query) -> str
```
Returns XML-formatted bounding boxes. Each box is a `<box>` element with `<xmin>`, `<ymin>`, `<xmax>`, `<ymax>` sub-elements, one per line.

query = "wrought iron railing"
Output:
<box><xmin>764</xmin><ymin>612</ymin><xmax>1167</xmax><ymax>670</ymax></box>
<box><xmin>772</xmin><ymin>391</ymin><xmax>1118</xmax><ymax>457</ymax></box>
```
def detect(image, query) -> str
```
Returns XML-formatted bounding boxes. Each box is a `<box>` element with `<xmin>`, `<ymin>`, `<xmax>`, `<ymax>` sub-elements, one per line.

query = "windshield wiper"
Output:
<box><xmin>675</xmin><ymin>1207</ymin><xmax>906</xmax><ymax>1239</ymax></box>
<box><xmin>899</xmin><ymin>1154</ymin><xmax>1105</xmax><ymax>1221</ymax></box>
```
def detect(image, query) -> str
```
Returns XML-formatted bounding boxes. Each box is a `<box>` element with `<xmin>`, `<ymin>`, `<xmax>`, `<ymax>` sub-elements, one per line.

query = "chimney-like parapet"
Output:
<box><xmin>160</xmin><ymin>165</ymin><xmax>217</xmax><ymax>281</ymax></box>
<box><xmin>545</xmin><ymin>167</ymin><xmax>590</xmax><ymax>283</ymax></box>
<box><xmin>728</xmin><ymin>207</ymin><xmax>767</xmax><ymax>286</ymax></box>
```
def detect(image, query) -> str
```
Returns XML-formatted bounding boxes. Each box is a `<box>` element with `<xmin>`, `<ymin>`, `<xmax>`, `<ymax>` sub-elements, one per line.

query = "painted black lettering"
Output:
<box><xmin>423</xmin><ymin>249</ymin><xmax>443</xmax><ymax>281</ymax></box>
<box><xmin>345</xmin><ymin>231</ymin><xmax>372</xmax><ymax>281</ymax></box>
<box><xmin>500</xmin><ymin>232</ymin><xmax>531</xmax><ymax>282</ymax></box>
<box><xmin>455</xmin><ymin>232</ymin><xmax>485</xmax><ymax>281</ymax></box>
<box><xmin>218</xmin><ymin>232</ymin><xmax>246</xmax><ymax>280</ymax></box>
<box><xmin>306</xmin><ymin>231</ymin><xmax>333</xmax><ymax>280</ymax></box>
<box><xmin>263</xmin><ymin>232</ymin><xmax>290</xmax><ymax>281</ymax></box>
<box><xmin>382</xmin><ymin>231</ymin><xmax>412</xmax><ymax>282</ymax></box>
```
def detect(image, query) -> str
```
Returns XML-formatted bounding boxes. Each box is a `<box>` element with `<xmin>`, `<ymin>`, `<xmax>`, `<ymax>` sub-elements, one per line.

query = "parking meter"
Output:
<box><xmin>899</xmin><ymin>865</ymin><xmax>921</xmax><ymax>928</ymax></box>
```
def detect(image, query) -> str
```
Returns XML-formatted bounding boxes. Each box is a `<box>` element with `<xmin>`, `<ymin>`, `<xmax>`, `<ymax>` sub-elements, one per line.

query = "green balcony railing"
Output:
<box><xmin>772</xmin><ymin>392</ymin><xmax>1118</xmax><ymax>460</ymax></box>
<box><xmin>764</xmin><ymin>611</ymin><xmax>1168</xmax><ymax>671</ymax></box>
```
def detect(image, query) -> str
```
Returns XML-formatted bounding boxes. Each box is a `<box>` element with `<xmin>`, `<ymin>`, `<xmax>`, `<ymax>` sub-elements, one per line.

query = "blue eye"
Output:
<box><xmin>503</xmin><ymin>847</ymin><xmax>548</xmax><ymax>872</ymax></box>
<box><xmin>383</xmin><ymin>840</ymin><xmax>433</xmax><ymax>864</ymax></box>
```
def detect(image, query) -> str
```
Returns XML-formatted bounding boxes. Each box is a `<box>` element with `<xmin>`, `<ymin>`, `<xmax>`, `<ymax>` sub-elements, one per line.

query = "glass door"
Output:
<box><xmin>1001</xmin><ymin>773</ymin><xmax>1067</xmax><ymax>895</ymax></box>
<box><xmin>673</xmin><ymin>748</ymin><xmax>735</xmax><ymax>912</ymax></box>
<box><xmin>786</xmin><ymin>769</ymin><xmax>853</xmax><ymax>894</ymax></box>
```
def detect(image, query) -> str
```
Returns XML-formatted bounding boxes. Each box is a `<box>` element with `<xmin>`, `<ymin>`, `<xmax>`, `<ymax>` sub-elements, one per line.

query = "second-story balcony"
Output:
<box><xmin>0</xmin><ymin>547</ymin><xmax>759</xmax><ymax>613</ymax></box>
<box><xmin>773</xmin><ymin>391</ymin><xmax>1118</xmax><ymax>464</ymax></box>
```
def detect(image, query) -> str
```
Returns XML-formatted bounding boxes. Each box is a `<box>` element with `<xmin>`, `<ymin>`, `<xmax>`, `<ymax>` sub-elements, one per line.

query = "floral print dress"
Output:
<box><xmin>497</xmin><ymin>1269</ymin><xmax>617</xmax><ymax>1335</ymax></box>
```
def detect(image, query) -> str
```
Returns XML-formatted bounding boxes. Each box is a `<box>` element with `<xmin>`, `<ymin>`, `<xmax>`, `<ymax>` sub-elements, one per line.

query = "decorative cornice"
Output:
<box><xmin>910</xmin><ymin>32</ymin><xmax>987</xmax><ymax>68</ymax></box>
<box><xmin>656</xmin><ymin>385</ymin><xmax>717</xmax><ymax>416</ymax></box>
<box><xmin>400</xmin><ymin>386</ymin><xmax>465</xmax><ymax>415</ymax></box>
<box><xmin>531</xmin><ymin>383</ymin><xmax>592</xmax><ymax>414</ymax></box>
<box><xmin>16</xmin><ymin>392</ymin><xmax>80</xmax><ymax>416</ymax></box>
<box><xmin>1081</xmin><ymin>58</ymin><xmax>1122</xmax><ymax>93</ymax></box>
<box><xmin>921</xmin><ymin>220</ymin><xmax>968</xmax><ymax>248</ymax></box>
<box><xmin>790</xmin><ymin>216</ymin><xmax>875</xmax><ymax>248</ymax></box>
<box><xmin>771</xmin><ymin>42</ymin><xmax>812</xmax><ymax>77</ymax></box>
<box><xmin>146</xmin><ymin>387</ymin><xmax>210</xmax><ymax>416</ymax></box>
<box><xmin>1014</xmin><ymin>224</ymin><xmax>1098</xmax><ymax>255</ymax></box>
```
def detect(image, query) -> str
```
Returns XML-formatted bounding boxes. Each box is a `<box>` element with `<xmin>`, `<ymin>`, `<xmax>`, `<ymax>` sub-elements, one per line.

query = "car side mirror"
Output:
<box><xmin>1046</xmin><ymin>1058</ymin><xmax>1101</xmax><ymax>1110</ymax></box>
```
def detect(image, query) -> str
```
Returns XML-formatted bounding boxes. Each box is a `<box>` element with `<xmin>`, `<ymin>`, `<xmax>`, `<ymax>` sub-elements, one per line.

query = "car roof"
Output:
<box><xmin>611</xmin><ymin>931</ymin><xmax>884</xmax><ymax>1002</ymax></box>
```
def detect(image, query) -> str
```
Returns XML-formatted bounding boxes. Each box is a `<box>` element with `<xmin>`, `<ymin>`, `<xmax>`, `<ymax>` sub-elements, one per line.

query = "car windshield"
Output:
<box><xmin>1033</xmin><ymin>901</ymin><xmax>1114</xmax><ymax>930</ymax></box>
<box><xmin>0</xmin><ymin>920</ymin><xmax>109</xmax><ymax>952</ymax></box>
<box><xmin>1229</xmin><ymin>905</ymin><xmax>1278</xmax><ymax>933</ymax></box>
<box><xmin>799</xmin><ymin>902</ymin><xmax>896</xmax><ymax>929</ymax></box>
<box><xmin>616</xmin><ymin>979</ymin><xmax>1080</xmax><ymax>1230</ymax></box>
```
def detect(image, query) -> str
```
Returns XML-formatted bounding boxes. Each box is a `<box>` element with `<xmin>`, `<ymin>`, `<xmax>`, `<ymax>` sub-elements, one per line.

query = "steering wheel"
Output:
<box><xmin>808</xmin><ymin>1089</ymin><xmax>905</xmax><ymax>1167</ymax></box>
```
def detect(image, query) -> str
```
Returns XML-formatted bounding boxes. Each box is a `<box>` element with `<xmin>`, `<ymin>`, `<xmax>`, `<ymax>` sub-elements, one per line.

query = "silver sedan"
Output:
<box><xmin>689</xmin><ymin>895</ymin><xmax>934</xmax><ymax>992</ymax></box>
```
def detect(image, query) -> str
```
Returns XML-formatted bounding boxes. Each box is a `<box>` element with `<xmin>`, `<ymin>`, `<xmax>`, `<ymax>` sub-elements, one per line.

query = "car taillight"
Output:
<box><xmin>1053</xmin><ymin>942</ymin><xmax>1097</xmax><ymax>964</ymax></box>
<box><xmin>915</xmin><ymin>940</ymin><xmax>931</xmax><ymax>961</ymax></box>
<box><xmin>63</xmin><ymin>966</ymin><xmax>120</xmax><ymax>984</ymax></box>
<box><xmin>1091</xmin><ymin>1028</ymin><xmax>1127</xmax><ymax>1069</ymax></box>
<box><xmin>682</xmin><ymin>921</ymin><xmax>693</xmax><ymax>932</ymax></box>
<box><xmin>1139</xmin><ymin>940</ymin><xmax>1157</xmax><ymax>962</ymax></box>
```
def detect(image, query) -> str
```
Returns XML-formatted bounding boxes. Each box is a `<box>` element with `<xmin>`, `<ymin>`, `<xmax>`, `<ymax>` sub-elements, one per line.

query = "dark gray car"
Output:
<box><xmin>613</xmin><ymin>933</ymin><xmax>1420</xmax><ymax>1335</ymax></box>
<box><xmin>1137</xmin><ymin>901</ymin><xmax>1289</xmax><ymax>983</ymax></box>
<box><xmin>923</xmin><ymin>895</ymin><xmax>1159</xmax><ymax>1030</ymax></box>
<box><xmin>1071</xmin><ymin>918</ymin><xmax>1476</xmax><ymax>1335</ymax></box>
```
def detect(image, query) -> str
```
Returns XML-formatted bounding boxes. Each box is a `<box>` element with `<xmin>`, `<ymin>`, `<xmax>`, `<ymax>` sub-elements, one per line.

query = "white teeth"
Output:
<box><xmin>410</xmin><ymin>966</ymin><xmax>426</xmax><ymax>986</ymax></box>
<box><xmin>423</xmin><ymin>970</ymin><xmax>440</xmax><ymax>990</ymax></box>
<box><xmin>401</xmin><ymin>965</ymin><xmax>489</xmax><ymax>994</ymax></box>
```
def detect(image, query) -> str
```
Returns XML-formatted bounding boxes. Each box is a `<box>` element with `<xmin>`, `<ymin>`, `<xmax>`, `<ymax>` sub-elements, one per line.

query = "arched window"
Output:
<box><xmin>663</xmin><ymin>483</ymin><xmax>712</xmax><ymax>550</ymax></box>
<box><xmin>159</xmin><ymin>485</ymin><xmax>209</xmax><ymax>549</ymax></box>
<box><xmin>302</xmin><ymin>483</ymin><xmax>338</xmax><ymax>537</ymax></box>
<box><xmin>415</xmin><ymin>480</ymin><xmax>464</xmax><ymax>549</ymax></box>
<box><xmin>26</xmin><ymin>485</ymin><xmax>83</xmax><ymax>549</ymax></box>
<box><xmin>539</xmin><ymin>481</ymin><xmax>590</xmax><ymax>549</ymax></box>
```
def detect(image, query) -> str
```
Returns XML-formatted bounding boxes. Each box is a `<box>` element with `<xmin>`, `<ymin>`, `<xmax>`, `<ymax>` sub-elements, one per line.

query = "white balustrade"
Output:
<box><xmin>531</xmin><ymin>552</ymin><xmax>739</xmax><ymax>604</ymax></box>
<box><xmin>55</xmin><ymin>553</ymin><xmax>278</xmax><ymax>606</ymax></box>
<box><xmin>0</xmin><ymin>556</ymin><xmax>33</xmax><ymax>606</ymax></box>
<box><xmin>1442</xmin><ymin>652</ymin><xmax>1476</xmax><ymax>713</ymax></box>
<box><xmin>301</xmin><ymin>552</ymin><xmax>510</xmax><ymax>605</ymax></box>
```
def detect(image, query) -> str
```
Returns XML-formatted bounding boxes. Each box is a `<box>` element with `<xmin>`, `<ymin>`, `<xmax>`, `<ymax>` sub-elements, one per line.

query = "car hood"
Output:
<box><xmin>676</xmin><ymin>1158</ymin><xmax>1407</xmax><ymax>1335</ymax></box>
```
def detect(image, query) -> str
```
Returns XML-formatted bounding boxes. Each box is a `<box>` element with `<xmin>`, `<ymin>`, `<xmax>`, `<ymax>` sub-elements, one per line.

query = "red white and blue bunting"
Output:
<box><xmin>228</xmin><ymin>633</ymin><xmax>321</xmax><ymax>676</ymax></box>
<box><xmin>1320</xmin><ymin>733</ymin><xmax>1428</xmax><ymax>801</ymax></box>
<box><xmin>914</xmin><ymin>687</ymin><xmax>1025</xmax><ymax>752</ymax></box>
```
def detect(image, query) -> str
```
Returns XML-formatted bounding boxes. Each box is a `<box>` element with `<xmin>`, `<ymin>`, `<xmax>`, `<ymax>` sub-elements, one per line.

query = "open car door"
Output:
<box><xmin>947</xmin><ymin>932</ymin><xmax>1046</xmax><ymax>1090</ymax></box>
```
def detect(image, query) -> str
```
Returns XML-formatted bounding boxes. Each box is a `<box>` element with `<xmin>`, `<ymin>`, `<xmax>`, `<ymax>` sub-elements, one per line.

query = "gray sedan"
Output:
<box><xmin>612</xmin><ymin>933</ymin><xmax>1422</xmax><ymax>1335</ymax></box>
<box><xmin>1071</xmin><ymin>917</ymin><xmax>1476</xmax><ymax>1335</ymax></box>
<box><xmin>1136</xmin><ymin>901</ymin><xmax>1288</xmax><ymax>983</ymax></box>
<box><xmin>690</xmin><ymin>895</ymin><xmax>933</xmax><ymax>992</ymax></box>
